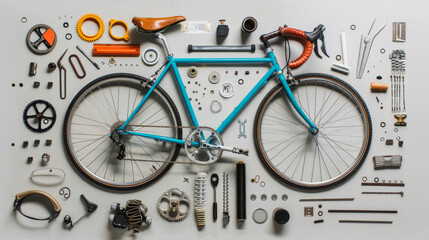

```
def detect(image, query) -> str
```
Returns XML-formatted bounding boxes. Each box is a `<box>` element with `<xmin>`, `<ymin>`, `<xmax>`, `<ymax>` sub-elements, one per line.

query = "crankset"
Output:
<box><xmin>184</xmin><ymin>127</ymin><xmax>248</xmax><ymax>165</ymax></box>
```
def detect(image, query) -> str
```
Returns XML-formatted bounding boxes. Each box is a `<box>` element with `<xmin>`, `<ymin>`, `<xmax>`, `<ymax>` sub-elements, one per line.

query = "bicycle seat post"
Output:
<box><xmin>154</xmin><ymin>32</ymin><xmax>173</xmax><ymax>57</ymax></box>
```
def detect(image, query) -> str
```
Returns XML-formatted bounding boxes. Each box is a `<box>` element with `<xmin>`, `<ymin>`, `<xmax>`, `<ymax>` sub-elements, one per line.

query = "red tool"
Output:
<box><xmin>92</xmin><ymin>44</ymin><xmax>140</xmax><ymax>56</ymax></box>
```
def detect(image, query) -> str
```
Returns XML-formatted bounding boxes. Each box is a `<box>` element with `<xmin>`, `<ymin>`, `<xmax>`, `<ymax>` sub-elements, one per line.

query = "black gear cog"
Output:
<box><xmin>23</xmin><ymin>100</ymin><xmax>56</xmax><ymax>132</ymax></box>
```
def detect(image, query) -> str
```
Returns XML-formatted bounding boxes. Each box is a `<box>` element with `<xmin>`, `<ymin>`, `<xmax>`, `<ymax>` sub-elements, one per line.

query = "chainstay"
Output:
<box><xmin>123</xmin><ymin>125</ymin><xmax>221</xmax><ymax>165</ymax></box>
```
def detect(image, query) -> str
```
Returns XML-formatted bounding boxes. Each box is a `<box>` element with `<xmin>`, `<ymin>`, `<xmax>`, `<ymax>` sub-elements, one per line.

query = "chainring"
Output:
<box><xmin>157</xmin><ymin>188</ymin><xmax>191</xmax><ymax>222</ymax></box>
<box><xmin>184</xmin><ymin>127</ymin><xmax>223</xmax><ymax>165</ymax></box>
<box><xmin>23</xmin><ymin>100</ymin><xmax>56</xmax><ymax>133</ymax></box>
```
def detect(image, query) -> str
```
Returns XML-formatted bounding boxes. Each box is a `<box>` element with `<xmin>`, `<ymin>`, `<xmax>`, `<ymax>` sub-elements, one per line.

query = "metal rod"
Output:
<box><xmin>339</xmin><ymin>220</ymin><xmax>393</xmax><ymax>224</ymax></box>
<box><xmin>329</xmin><ymin>209</ymin><xmax>397</xmax><ymax>214</ymax></box>
<box><xmin>76</xmin><ymin>45</ymin><xmax>100</xmax><ymax>70</ymax></box>
<box><xmin>361</xmin><ymin>182</ymin><xmax>404</xmax><ymax>187</ymax></box>
<box><xmin>362</xmin><ymin>191</ymin><xmax>404</xmax><ymax>197</ymax></box>
<box><xmin>299</xmin><ymin>198</ymin><xmax>354</xmax><ymax>202</ymax></box>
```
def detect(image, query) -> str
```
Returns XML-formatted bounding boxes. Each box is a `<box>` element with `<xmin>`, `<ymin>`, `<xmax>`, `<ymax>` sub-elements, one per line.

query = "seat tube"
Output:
<box><xmin>268</xmin><ymin>51</ymin><xmax>318</xmax><ymax>134</ymax></box>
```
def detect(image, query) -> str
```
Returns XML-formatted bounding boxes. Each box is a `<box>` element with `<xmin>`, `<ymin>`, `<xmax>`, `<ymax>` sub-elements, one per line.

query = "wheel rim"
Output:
<box><xmin>65</xmin><ymin>75</ymin><xmax>180</xmax><ymax>189</ymax></box>
<box><xmin>256</xmin><ymin>76</ymin><xmax>370</xmax><ymax>189</ymax></box>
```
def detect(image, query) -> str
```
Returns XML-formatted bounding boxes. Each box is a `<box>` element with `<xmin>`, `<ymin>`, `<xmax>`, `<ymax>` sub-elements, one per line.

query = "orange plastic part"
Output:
<box><xmin>279</xmin><ymin>27</ymin><xmax>313</xmax><ymax>69</ymax></box>
<box><xmin>132</xmin><ymin>16</ymin><xmax>186</xmax><ymax>32</ymax></box>
<box><xmin>92</xmin><ymin>44</ymin><xmax>140</xmax><ymax>56</ymax></box>
<box><xmin>371</xmin><ymin>82</ymin><xmax>388</xmax><ymax>92</ymax></box>
<box><xmin>43</xmin><ymin>28</ymin><xmax>56</xmax><ymax>46</ymax></box>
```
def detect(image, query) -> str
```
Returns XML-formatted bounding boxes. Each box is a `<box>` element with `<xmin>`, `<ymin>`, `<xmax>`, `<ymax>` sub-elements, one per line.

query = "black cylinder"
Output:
<box><xmin>273</xmin><ymin>208</ymin><xmax>290</xmax><ymax>224</ymax></box>
<box><xmin>236</xmin><ymin>161</ymin><xmax>246</xmax><ymax>222</ymax></box>
<box><xmin>242</xmin><ymin>17</ymin><xmax>258</xmax><ymax>33</ymax></box>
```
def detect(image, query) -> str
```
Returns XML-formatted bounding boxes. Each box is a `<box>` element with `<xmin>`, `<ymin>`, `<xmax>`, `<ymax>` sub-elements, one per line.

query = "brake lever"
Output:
<box><xmin>305</xmin><ymin>24</ymin><xmax>329</xmax><ymax>59</ymax></box>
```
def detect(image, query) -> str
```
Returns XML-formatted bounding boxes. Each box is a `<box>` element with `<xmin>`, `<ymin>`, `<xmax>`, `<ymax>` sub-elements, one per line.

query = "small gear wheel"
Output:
<box><xmin>76</xmin><ymin>13</ymin><xmax>105</xmax><ymax>42</ymax></box>
<box><xmin>157</xmin><ymin>188</ymin><xmax>191</xmax><ymax>222</ymax></box>
<box><xmin>23</xmin><ymin>100</ymin><xmax>56</xmax><ymax>133</ymax></box>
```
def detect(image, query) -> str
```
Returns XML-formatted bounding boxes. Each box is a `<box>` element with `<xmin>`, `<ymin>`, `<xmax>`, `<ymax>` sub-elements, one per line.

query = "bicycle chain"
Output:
<box><xmin>123</xmin><ymin>125</ymin><xmax>220</xmax><ymax>165</ymax></box>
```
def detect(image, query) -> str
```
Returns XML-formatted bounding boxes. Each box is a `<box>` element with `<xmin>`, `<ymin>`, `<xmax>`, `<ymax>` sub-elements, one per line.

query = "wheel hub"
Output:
<box><xmin>110</xmin><ymin>121</ymin><xmax>133</xmax><ymax>142</ymax></box>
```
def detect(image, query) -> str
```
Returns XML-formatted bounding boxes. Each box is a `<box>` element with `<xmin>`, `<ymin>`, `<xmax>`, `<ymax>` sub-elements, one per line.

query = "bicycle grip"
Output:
<box><xmin>280</xmin><ymin>27</ymin><xmax>313</xmax><ymax>69</ymax></box>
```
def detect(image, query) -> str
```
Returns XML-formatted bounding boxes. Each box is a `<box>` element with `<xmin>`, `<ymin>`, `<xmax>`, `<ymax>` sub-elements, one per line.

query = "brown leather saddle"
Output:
<box><xmin>132</xmin><ymin>16</ymin><xmax>186</xmax><ymax>33</ymax></box>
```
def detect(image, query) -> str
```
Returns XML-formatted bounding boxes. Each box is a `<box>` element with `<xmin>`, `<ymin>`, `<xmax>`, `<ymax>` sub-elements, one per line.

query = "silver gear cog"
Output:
<box><xmin>157</xmin><ymin>188</ymin><xmax>191</xmax><ymax>222</ymax></box>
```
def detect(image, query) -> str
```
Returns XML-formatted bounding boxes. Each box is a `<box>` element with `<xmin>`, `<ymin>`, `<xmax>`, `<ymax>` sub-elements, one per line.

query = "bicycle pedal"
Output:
<box><xmin>232</xmin><ymin>148</ymin><xmax>249</xmax><ymax>156</ymax></box>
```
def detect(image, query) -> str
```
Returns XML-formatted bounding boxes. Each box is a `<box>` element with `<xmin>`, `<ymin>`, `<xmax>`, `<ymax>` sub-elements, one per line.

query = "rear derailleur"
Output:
<box><xmin>110</xmin><ymin>131</ymin><xmax>125</xmax><ymax>160</ymax></box>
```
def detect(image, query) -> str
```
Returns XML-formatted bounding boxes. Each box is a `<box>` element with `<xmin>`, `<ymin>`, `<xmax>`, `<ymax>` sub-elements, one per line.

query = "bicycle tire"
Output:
<box><xmin>254</xmin><ymin>73</ymin><xmax>372</xmax><ymax>191</ymax></box>
<box><xmin>63</xmin><ymin>73</ymin><xmax>182</xmax><ymax>190</ymax></box>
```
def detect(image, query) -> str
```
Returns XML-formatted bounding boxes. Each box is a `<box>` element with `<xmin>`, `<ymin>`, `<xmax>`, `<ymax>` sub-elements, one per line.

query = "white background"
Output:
<box><xmin>1</xmin><ymin>0</ymin><xmax>427</xmax><ymax>239</ymax></box>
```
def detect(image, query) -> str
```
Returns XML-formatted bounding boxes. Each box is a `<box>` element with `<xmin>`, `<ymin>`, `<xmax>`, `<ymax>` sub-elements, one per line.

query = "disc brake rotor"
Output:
<box><xmin>184</xmin><ymin>127</ymin><xmax>223</xmax><ymax>165</ymax></box>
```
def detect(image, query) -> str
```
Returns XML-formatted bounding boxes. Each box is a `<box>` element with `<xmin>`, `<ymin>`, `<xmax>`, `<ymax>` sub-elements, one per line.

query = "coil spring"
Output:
<box><xmin>126</xmin><ymin>199</ymin><xmax>148</xmax><ymax>232</ymax></box>
<box><xmin>195</xmin><ymin>172</ymin><xmax>207</xmax><ymax>226</ymax></box>
<box><xmin>195</xmin><ymin>172</ymin><xmax>207</xmax><ymax>207</ymax></box>
<box><xmin>223</xmin><ymin>172</ymin><xmax>229</xmax><ymax>213</ymax></box>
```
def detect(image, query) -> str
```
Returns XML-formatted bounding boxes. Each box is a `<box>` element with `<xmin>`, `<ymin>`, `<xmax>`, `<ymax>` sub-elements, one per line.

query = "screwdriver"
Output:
<box><xmin>76</xmin><ymin>45</ymin><xmax>100</xmax><ymax>70</ymax></box>
<box><xmin>211</xmin><ymin>173</ymin><xmax>219</xmax><ymax>221</ymax></box>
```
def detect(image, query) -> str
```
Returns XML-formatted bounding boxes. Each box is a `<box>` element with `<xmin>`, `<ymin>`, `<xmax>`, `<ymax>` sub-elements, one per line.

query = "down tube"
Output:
<box><xmin>216</xmin><ymin>66</ymin><xmax>276</xmax><ymax>134</ymax></box>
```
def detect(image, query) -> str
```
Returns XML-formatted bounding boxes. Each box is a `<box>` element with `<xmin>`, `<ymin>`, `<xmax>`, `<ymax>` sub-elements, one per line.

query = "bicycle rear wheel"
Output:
<box><xmin>63</xmin><ymin>73</ymin><xmax>182</xmax><ymax>190</ymax></box>
<box><xmin>254</xmin><ymin>73</ymin><xmax>371</xmax><ymax>190</ymax></box>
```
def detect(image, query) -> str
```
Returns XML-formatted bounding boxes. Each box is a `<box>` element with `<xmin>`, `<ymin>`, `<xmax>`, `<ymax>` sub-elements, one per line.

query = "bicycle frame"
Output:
<box><xmin>118</xmin><ymin>48</ymin><xmax>317</xmax><ymax>145</ymax></box>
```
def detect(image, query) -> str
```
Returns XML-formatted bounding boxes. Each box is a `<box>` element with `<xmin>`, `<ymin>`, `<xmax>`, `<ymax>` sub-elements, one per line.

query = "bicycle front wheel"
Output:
<box><xmin>254</xmin><ymin>73</ymin><xmax>372</xmax><ymax>190</ymax></box>
<box><xmin>64</xmin><ymin>73</ymin><xmax>182</xmax><ymax>190</ymax></box>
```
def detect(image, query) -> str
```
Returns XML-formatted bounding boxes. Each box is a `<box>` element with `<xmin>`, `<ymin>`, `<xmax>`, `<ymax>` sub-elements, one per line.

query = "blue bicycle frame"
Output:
<box><xmin>118</xmin><ymin>50</ymin><xmax>318</xmax><ymax>145</ymax></box>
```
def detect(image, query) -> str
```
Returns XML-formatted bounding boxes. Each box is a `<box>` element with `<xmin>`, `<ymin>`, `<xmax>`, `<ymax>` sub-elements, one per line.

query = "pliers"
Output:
<box><xmin>356</xmin><ymin>19</ymin><xmax>386</xmax><ymax>79</ymax></box>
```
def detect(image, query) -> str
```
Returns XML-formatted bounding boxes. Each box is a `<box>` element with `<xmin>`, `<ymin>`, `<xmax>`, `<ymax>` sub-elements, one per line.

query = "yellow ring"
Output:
<box><xmin>109</xmin><ymin>19</ymin><xmax>129</xmax><ymax>41</ymax></box>
<box><xmin>76</xmin><ymin>13</ymin><xmax>104</xmax><ymax>42</ymax></box>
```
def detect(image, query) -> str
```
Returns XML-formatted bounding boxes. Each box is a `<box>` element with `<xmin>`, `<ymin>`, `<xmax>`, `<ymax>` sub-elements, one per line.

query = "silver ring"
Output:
<box><xmin>142</xmin><ymin>48</ymin><xmax>160</xmax><ymax>66</ymax></box>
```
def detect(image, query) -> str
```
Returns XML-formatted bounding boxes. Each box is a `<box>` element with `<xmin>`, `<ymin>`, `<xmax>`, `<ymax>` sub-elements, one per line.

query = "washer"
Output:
<box><xmin>219</xmin><ymin>82</ymin><xmax>235</xmax><ymax>98</ymax></box>
<box><xmin>210</xmin><ymin>100</ymin><xmax>222</xmax><ymax>113</ymax></box>
<box><xmin>142</xmin><ymin>48</ymin><xmax>160</xmax><ymax>66</ymax></box>
<box><xmin>208</xmin><ymin>71</ymin><xmax>221</xmax><ymax>84</ymax></box>
<box><xmin>252</xmin><ymin>209</ymin><xmax>268</xmax><ymax>224</ymax></box>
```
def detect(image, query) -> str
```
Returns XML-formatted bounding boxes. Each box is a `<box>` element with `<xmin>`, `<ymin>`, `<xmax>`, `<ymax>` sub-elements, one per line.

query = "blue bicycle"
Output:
<box><xmin>64</xmin><ymin>16</ymin><xmax>372</xmax><ymax>190</ymax></box>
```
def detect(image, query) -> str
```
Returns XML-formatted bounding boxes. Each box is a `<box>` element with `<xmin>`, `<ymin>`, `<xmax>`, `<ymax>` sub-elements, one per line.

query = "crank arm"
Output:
<box><xmin>205</xmin><ymin>143</ymin><xmax>249</xmax><ymax>156</ymax></box>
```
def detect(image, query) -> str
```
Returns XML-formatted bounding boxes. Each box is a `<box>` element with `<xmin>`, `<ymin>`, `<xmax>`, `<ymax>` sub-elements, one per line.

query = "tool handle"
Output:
<box><xmin>340</xmin><ymin>31</ymin><xmax>348</xmax><ymax>66</ymax></box>
<box><xmin>279</xmin><ymin>27</ymin><xmax>313</xmax><ymax>68</ymax></box>
<box><xmin>213</xmin><ymin>202</ymin><xmax>217</xmax><ymax>221</ymax></box>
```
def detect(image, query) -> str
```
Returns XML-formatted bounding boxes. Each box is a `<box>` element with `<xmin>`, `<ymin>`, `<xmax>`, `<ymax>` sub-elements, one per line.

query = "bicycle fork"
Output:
<box><xmin>267</xmin><ymin>50</ymin><xmax>319</xmax><ymax>135</ymax></box>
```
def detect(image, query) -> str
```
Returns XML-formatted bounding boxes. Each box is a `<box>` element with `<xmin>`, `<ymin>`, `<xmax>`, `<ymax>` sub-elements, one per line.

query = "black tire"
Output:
<box><xmin>254</xmin><ymin>73</ymin><xmax>372</xmax><ymax>191</ymax></box>
<box><xmin>63</xmin><ymin>73</ymin><xmax>182</xmax><ymax>190</ymax></box>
